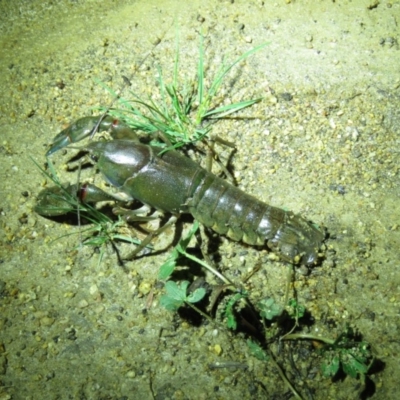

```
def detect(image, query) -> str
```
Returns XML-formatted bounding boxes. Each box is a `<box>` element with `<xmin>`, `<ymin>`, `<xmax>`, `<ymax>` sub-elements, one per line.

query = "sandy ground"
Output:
<box><xmin>0</xmin><ymin>0</ymin><xmax>399</xmax><ymax>399</ymax></box>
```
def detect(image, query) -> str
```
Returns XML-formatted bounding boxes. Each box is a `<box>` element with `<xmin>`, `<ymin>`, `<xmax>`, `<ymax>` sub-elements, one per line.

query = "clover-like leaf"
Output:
<box><xmin>258</xmin><ymin>297</ymin><xmax>283</xmax><ymax>320</ymax></box>
<box><xmin>187</xmin><ymin>287</ymin><xmax>206</xmax><ymax>304</ymax></box>
<box><xmin>287</xmin><ymin>298</ymin><xmax>305</xmax><ymax>319</ymax></box>
<box><xmin>165</xmin><ymin>280</ymin><xmax>190</xmax><ymax>301</ymax></box>
<box><xmin>341</xmin><ymin>353</ymin><xmax>369</xmax><ymax>379</ymax></box>
<box><xmin>159</xmin><ymin>294</ymin><xmax>184</xmax><ymax>312</ymax></box>
<box><xmin>321</xmin><ymin>355</ymin><xmax>340</xmax><ymax>378</ymax></box>
<box><xmin>160</xmin><ymin>280</ymin><xmax>206</xmax><ymax>312</ymax></box>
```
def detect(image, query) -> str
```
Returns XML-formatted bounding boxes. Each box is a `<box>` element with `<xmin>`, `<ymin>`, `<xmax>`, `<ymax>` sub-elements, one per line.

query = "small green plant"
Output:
<box><xmin>287</xmin><ymin>298</ymin><xmax>306</xmax><ymax>320</ymax></box>
<box><xmin>320</xmin><ymin>326</ymin><xmax>373</xmax><ymax>379</ymax></box>
<box><xmin>157</xmin><ymin>240</ymin><xmax>376</xmax><ymax>398</ymax></box>
<box><xmin>284</xmin><ymin>325</ymin><xmax>373</xmax><ymax>381</ymax></box>
<box><xmin>160</xmin><ymin>237</ymin><xmax>376</xmax><ymax>397</ymax></box>
<box><xmin>258</xmin><ymin>297</ymin><xmax>284</xmax><ymax>320</ymax></box>
<box><xmin>100</xmin><ymin>37</ymin><xmax>267</xmax><ymax>150</ymax></box>
<box><xmin>159</xmin><ymin>280</ymin><xmax>206</xmax><ymax>312</ymax></box>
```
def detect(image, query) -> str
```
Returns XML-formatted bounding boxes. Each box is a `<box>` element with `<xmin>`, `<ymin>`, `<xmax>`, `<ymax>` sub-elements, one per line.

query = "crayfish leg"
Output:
<box><xmin>204</xmin><ymin>135</ymin><xmax>236</xmax><ymax>184</ymax></box>
<box><xmin>113</xmin><ymin>204</ymin><xmax>156</xmax><ymax>222</ymax></box>
<box><xmin>123</xmin><ymin>214</ymin><xmax>179</xmax><ymax>260</ymax></box>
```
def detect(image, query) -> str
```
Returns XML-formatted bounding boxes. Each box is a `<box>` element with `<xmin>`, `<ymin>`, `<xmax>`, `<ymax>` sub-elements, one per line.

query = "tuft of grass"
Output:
<box><xmin>99</xmin><ymin>38</ymin><xmax>267</xmax><ymax>150</ymax></box>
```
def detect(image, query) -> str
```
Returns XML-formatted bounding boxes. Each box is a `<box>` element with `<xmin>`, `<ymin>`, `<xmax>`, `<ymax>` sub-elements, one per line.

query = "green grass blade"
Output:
<box><xmin>197</xmin><ymin>34</ymin><xmax>205</xmax><ymax>106</ymax></box>
<box><xmin>209</xmin><ymin>42</ymin><xmax>269</xmax><ymax>97</ymax></box>
<box><xmin>204</xmin><ymin>98</ymin><xmax>262</xmax><ymax>119</ymax></box>
<box><xmin>173</xmin><ymin>34</ymin><xmax>180</xmax><ymax>88</ymax></box>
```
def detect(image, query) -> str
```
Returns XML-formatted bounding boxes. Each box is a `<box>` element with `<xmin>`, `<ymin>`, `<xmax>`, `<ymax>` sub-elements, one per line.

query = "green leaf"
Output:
<box><xmin>158</xmin><ymin>259</ymin><xmax>176</xmax><ymax>281</ymax></box>
<box><xmin>342</xmin><ymin>354</ymin><xmax>369</xmax><ymax>378</ymax></box>
<box><xmin>321</xmin><ymin>355</ymin><xmax>340</xmax><ymax>378</ymax></box>
<box><xmin>164</xmin><ymin>280</ymin><xmax>189</xmax><ymax>301</ymax></box>
<box><xmin>187</xmin><ymin>287</ymin><xmax>206</xmax><ymax>304</ymax></box>
<box><xmin>224</xmin><ymin>300</ymin><xmax>237</xmax><ymax>330</ymax></box>
<box><xmin>226</xmin><ymin>312</ymin><xmax>237</xmax><ymax>330</ymax></box>
<box><xmin>158</xmin><ymin>221</ymin><xmax>200</xmax><ymax>280</ymax></box>
<box><xmin>158</xmin><ymin>248</ymin><xmax>180</xmax><ymax>280</ymax></box>
<box><xmin>287</xmin><ymin>298</ymin><xmax>306</xmax><ymax>319</ymax></box>
<box><xmin>176</xmin><ymin>220</ymin><xmax>200</xmax><ymax>254</ymax></box>
<box><xmin>258</xmin><ymin>297</ymin><xmax>283</xmax><ymax>320</ymax></box>
<box><xmin>224</xmin><ymin>292</ymin><xmax>246</xmax><ymax>330</ymax></box>
<box><xmin>247</xmin><ymin>340</ymin><xmax>269</xmax><ymax>362</ymax></box>
<box><xmin>159</xmin><ymin>295</ymin><xmax>183</xmax><ymax>312</ymax></box>
<box><xmin>159</xmin><ymin>280</ymin><xmax>190</xmax><ymax>312</ymax></box>
<box><xmin>160</xmin><ymin>280</ymin><xmax>206</xmax><ymax>311</ymax></box>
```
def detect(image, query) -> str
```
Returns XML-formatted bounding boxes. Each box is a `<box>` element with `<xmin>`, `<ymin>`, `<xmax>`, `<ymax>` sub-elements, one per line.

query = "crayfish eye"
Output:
<box><xmin>90</xmin><ymin>154</ymin><xmax>99</xmax><ymax>162</ymax></box>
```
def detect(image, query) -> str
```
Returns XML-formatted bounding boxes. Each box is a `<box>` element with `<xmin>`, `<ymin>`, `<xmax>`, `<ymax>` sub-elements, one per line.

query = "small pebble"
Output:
<box><xmin>89</xmin><ymin>284</ymin><xmax>99</xmax><ymax>296</ymax></box>
<box><xmin>40</xmin><ymin>317</ymin><xmax>55</xmax><ymax>327</ymax></box>
<box><xmin>138</xmin><ymin>281</ymin><xmax>152</xmax><ymax>295</ymax></box>
<box><xmin>126</xmin><ymin>370</ymin><xmax>136</xmax><ymax>378</ymax></box>
<box><xmin>213</xmin><ymin>344</ymin><xmax>222</xmax><ymax>356</ymax></box>
<box><xmin>77</xmin><ymin>299</ymin><xmax>89</xmax><ymax>308</ymax></box>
